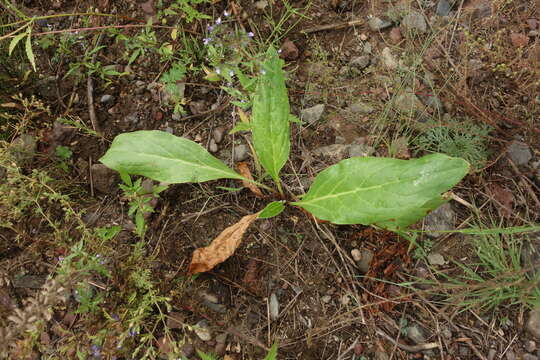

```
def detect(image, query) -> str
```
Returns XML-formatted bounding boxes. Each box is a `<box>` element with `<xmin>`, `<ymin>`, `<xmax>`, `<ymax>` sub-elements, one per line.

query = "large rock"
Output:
<box><xmin>527</xmin><ymin>307</ymin><xmax>540</xmax><ymax>340</ymax></box>
<box><xmin>301</xmin><ymin>104</ymin><xmax>325</xmax><ymax>124</ymax></box>
<box><xmin>401</xmin><ymin>11</ymin><xmax>427</xmax><ymax>33</ymax></box>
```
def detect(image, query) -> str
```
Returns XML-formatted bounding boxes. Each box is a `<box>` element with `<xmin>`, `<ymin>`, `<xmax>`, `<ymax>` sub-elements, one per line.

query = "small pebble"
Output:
<box><xmin>269</xmin><ymin>293</ymin><xmax>279</xmax><ymax>320</ymax></box>
<box><xmin>99</xmin><ymin>94</ymin><xmax>115</xmax><ymax>104</ymax></box>
<box><xmin>194</xmin><ymin>320</ymin><xmax>212</xmax><ymax>341</ymax></box>
<box><xmin>321</xmin><ymin>295</ymin><xmax>332</xmax><ymax>304</ymax></box>
<box><xmin>213</xmin><ymin>126</ymin><xmax>225</xmax><ymax>143</ymax></box>
<box><xmin>351</xmin><ymin>249</ymin><xmax>362</xmax><ymax>262</ymax></box>
<box><xmin>209</xmin><ymin>138</ymin><xmax>218</xmax><ymax>153</ymax></box>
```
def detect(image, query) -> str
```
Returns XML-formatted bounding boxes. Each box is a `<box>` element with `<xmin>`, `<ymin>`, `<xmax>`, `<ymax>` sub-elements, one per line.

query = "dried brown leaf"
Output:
<box><xmin>237</xmin><ymin>162</ymin><xmax>264</xmax><ymax>197</ymax></box>
<box><xmin>188</xmin><ymin>213</ymin><xmax>259</xmax><ymax>274</ymax></box>
<box><xmin>488</xmin><ymin>183</ymin><xmax>513</xmax><ymax>217</ymax></box>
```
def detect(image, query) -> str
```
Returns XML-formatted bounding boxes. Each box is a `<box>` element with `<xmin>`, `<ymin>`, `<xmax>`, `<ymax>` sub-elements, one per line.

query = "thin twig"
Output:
<box><xmin>87</xmin><ymin>33</ymin><xmax>103</xmax><ymax>134</ymax></box>
<box><xmin>375</xmin><ymin>327</ymin><xmax>439</xmax><ymax>352</ymax></box>
<box><xmin>302</xmin><ymin>18</ymin><xmax>365</xmax><ymax>34</ymax></box>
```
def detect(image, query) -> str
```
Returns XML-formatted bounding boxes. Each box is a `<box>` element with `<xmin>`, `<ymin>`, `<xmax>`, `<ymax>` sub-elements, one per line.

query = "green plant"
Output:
<box><xmin>413</xmin><ymin>120</ymin><xmax>492</xmax><ymax>169</ymax></box>
<box><xmin>118</xmin><ymin>172</ymin><xmax>167</xmax><ymax>239</ymax></box>
<box><xmin>420</xmin><ymin>226</ymin><xmax>540</xmax><ymax>312</ymax></box>
<box><xmin>99</xmin><ymin>47</ymin><xmax>469</xmax><ymax>237</ymax></box>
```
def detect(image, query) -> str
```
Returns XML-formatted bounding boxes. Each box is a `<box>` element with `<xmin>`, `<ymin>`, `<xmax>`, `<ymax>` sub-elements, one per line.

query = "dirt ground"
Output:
<box><xmin>1</xmin><ymin>0</ymin><xmax>540</xmax><ymax>359</ymax></box>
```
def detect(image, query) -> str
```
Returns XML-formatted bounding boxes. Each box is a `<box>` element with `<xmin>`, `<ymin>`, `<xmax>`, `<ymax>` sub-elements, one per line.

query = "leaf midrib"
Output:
<box><xmin>112</xmin><ymin>149</ymin><xmax>243</xmax><ymax>180</ymax></box>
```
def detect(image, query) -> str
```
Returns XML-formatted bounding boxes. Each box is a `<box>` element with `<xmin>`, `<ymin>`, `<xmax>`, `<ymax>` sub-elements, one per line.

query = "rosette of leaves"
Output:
<box><xmin>100</xmin><ymin>47</ymin><xmax>469</xmax><ymax>233</ymax></box>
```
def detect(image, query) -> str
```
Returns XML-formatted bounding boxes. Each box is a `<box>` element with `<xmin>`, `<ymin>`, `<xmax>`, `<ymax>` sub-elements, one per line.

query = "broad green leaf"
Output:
<box><xmin>9</xmin><ymin>32</ymin><xmax>27</xmax><ymax>56</ymax></box>
<box><xmin>258</xmin><ymin>201</ymin><xmax>286</xmax><ymax>219</ymax></box>
<box><xmin>25</xmin><ymin>30</ymin><xmax>36</xmax><ymax>71</ymax></box>
<box><xmin>293</xmin><ymin>154</ymin><xmax>469</xmax><ymax>230</ymax></box>
<box><xmin>263</xmin><ymin>343</ymin><xmax>279</xmax><ymax>360</ymax></box>
<box><xmin>99</xmin><ymin>130</ymin><xmax>245</xmax><ymax>183</ymax></box>
<box><xmin>252</xmin><ymin>47</ymin><xmax>291</xmax><ymax>187</ymax></box>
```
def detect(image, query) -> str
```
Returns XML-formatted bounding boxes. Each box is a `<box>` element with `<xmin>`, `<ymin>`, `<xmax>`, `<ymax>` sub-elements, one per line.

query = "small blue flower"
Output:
<box><xmin>203</xmin><ymin>37</ymin><xmax>212</xmax><ymax>45</ymax></box>
<box><xmin>57</xmin><ymin>256</ymin><xmax>64</xmax><ymax>263</ymax></box>
<box><xmin>215</xmin><ymin>17</ymin><xmax>222</xmax><ymax>25</ymax></box>
<box><xmin>111</xmin><ymin>313</ymin><xmax>120</xmax><ymax>321</ymax></box>
<box><xmin>278</xmin><ymin>49</ymin><xmax>283</xmax><ymax>54</ymax></box>
<box><xmin>223</xmin><ymin>10</ymin><xmax>230</xmax><ymax>17</ymax></box>
<box><xmin>207</xmin><ymin>25</ymin><xmax>214</xmax><ymax>32</ymax></box>
<box><xmin>247</xmin><ymin>31</ymin><xmax>254</xmax><ymax>38</ymax></box>
<box><xmin>128</xmin><ymin>328</ymin><xmax>138</xmax><ymax>337</ymax></box>
<box><xmin>90</xmin><ymin>344</ymin><xmax>101</xmax><ymax>357</ymax></box>
<box><xmin>95</xmin><ymin>254</ymin><xmax>105</xmax><ymax>265</ymax></box>
<box><xmin>260</xmin><ymin>69</ymin><xmax>266</xmax><ymax>75</ymax></box>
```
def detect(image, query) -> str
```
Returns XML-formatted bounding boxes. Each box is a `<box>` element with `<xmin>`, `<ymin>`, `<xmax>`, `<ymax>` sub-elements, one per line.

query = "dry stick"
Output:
<box><xmin>32</xmin><ymin>23</ymin><xmax>199</xmax><ymax>37</ymax></box>
<box><xmin>87</xmin><ymin>33</ymin><xmax>103</xmax><ymax>134</ymax></box>
<box><xmin>302</xmin><ymin>18</ymin><xmax>365</xmax><ymax>34</ymax></box>
<box><xmin>375</xmin><ymin>328</ymin><xmax>439</xmax><ymax>352</ymax></box>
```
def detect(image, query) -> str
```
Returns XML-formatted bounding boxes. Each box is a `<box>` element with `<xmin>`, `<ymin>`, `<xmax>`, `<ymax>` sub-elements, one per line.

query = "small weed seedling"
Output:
<box><xmin>100</xmin><ymin>46</ymin><xmax>470</xmax><ymax>241</ymax></box>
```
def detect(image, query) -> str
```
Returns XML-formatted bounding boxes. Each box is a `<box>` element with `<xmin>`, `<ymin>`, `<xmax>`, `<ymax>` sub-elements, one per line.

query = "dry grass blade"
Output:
<box><xmin>188</xmin><ymin>212</ymin><xmax>259</xmax><ymax>274</ymax></box>
<box><xmin>237</xmin><ymin>162</ymin><xmax>264</xmax><ymax>197</ymax></box>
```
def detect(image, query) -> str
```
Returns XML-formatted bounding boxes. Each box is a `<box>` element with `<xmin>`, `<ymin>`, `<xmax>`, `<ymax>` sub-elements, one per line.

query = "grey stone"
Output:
<box><xmin>321</xmin><ymin>295</ymin><xmax>332</xmax><ymax>304</ymax></box>
<box><xmin>427</xmin><ymin>252</ymin><xmax>447</xmax><ymax>266</ymax></box>
<box><xmin>348</xmin><ymin>144</ymin><xmax>374</xmax><ymax>158</ymax></box>
<box><xmin>12</xmin><ymin>275</ymin><xmax>47</xmax><ymax>289</ymax></box>
<box><xmin>424</xmin><ymin>203</ymin><xmax>455</xmax><ymax>238</ymax></box>
<box><xmin>401</xmin><ymin>11</ymin><xmax>427</xmax><ymax>33</ymax></box>
<box><xmin>350</xmin><ymin>55</ymin><xmax>371</xmax><ymax>70</ymax></box>
<box><xmin>506</xmin><ymin>350</ymin><xmax>517</xmax><ymax>360</ymax></box>
<box><xmin>209</xmin><ymin>138</ymin><xmax>218</xmax><ymax>153</ymax></box>
<box><xmin>374</xmin><ymin>351</ymin><xmax>390</xmax><ymax>360</ymax></box>
<box><xmin>90</xmin><ymin>164</ymin><xmax>117</xmax><ymax>193</ymax></box>
<box><xmin>368</xmin><ymin>17</ymin><xmax>393</xmax><ymax>31</ymax></box>
<box><xmin>508</xmin><ymin>141</ymin><xmax>532</xmax><ymax>165</ymax></box>
<box><xmin>189</xmin><ymin>100</ymin><xmax>206</xmax><ymax>115</ymax></box>
<box><xmin>213</xmin><ymin>126</ymin><xmax>225</xmax><ymax>143</ymax></box>
<box><xmin>11</xmin><ymin>134</ymin><xmax>37</xmax><ymax>165</ymax></box>
<box><xmin>348</xmin><ymin>102</ymin><xmax>375</xmax><ymax>114</ymax></box>
<box><xmin>363</xmin><ymin>42</ymin><xmax>373</xmax><ymax>54</ymax></box>
<box><xmin>407</xmin><ymin>323</ymin><xmax>427</xmax><ymax>344</ymax></box>
<box><xmin>313</xmin><ymin>144</ymin><xmax>351</xmax><ymax>163</ymax></box>
<box><xmin>269</xmin><ymin>293</ymin><xmax>279</xmax><ymax>320</ymax></box>
<box><xmin>526</xmin><ymin>307</ymin><xmax>540</xmax><ymax>340</ymax></box>
<box><xmin>351</xmin><ymin>249</ymin><xmax>362</xmax><ymax>262</ymax></box>
<box><xmin>194</xmin><ymin>319</ymin><xmax>212</xmax><ymax>341</ymax></box>
<box><xmin>233</xmin><ymin>144</ymin><xmax>249</xmax><ymax>162</ymax></box>
<box><xmin>99</xmin><ymin>94</ymin><xmax>115</xmax><ymax>104</ymax></box>
<box><xmin>254</xmin><ymin>0</ymin><xmax>268</xmax><ymax>10</ymax></box>
<box><xmin>355</xmin><ymin>249</ymin><xmax>374</xmax><ymax>274</ymax></box>
<box><xmin>393</xmin><ymin>91</ymin><xmax>425</xmax><ymax>114</ymax></box>
<box><xmin>436</xmin><ymin>0</ymin><xmax>452</xmax><ymax>16</ymax></box>
<box><xmin>124</xmin><ymin>112</ymin><xmax>139</xmax><ymax>125</ymax></box>
<box><xmin>301</xmin><ymin>104</ymin><xmax>325</xmax><ymax>124</ymax></box>
<box><xmin>525</xmin><ymin>340</ymin><xmax>537</xmax><ymax>353</ymax></box>
<box><xmin>381</xmin><ymin>47</ymin><xmax>399</xmax><ymax>69</ymax></box>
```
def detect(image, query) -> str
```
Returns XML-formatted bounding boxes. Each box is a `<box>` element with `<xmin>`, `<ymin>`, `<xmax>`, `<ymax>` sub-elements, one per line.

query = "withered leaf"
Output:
<box><xmin>237</xmin><ymin>162</ymin><xmax>264</xmax><ymax>198</ymax></box>
<box><xmin>188</xmin><ymin>213</ymin><xmax>259</xmax><ymax>274</ymax></box>
<box><xmin>488</xmin><ymin>183</ymin><xmax>513</xmax><ymax>217</ymax></box>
